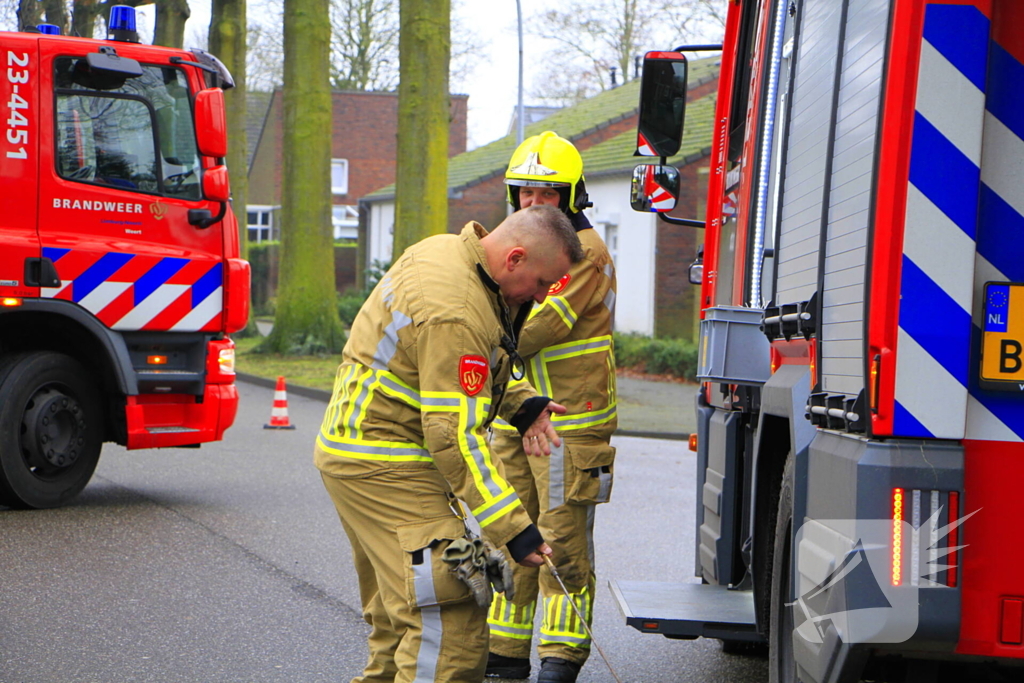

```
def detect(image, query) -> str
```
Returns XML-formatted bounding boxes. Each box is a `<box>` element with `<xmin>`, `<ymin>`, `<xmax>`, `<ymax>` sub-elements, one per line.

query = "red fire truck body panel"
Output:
<box><xmin>0</xmin><ymin>26</ymin><xmax>248</xmax><ymax>509</ymax></box>
<box><xmin>616</xmin><ymin>0</ymin><xmax>1024</xmax><ymax>679</ymax></box>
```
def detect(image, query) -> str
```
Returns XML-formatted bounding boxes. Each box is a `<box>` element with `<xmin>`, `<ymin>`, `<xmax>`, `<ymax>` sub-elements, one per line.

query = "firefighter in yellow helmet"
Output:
<box><xmin>487</xmin><ymin>132</ymin><xmax>618</xmax><ymax>683</ymax></box>
<box><xmin>316</xmin><ymin>205</ymin><xmax>585</xmax><ymax>683</ymax></box>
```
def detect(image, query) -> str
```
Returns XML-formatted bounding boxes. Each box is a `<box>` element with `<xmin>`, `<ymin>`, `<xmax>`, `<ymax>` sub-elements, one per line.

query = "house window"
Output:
<box><xmin>332</xmin><ymin>204</ymin><xmax>359</xmax><ymax>241</ymax></box>
<box><xmin>247</xmin><ymin>206</ymin><xmax>276</xmax><ymax>243</ymax></box>
<box><xmin>331</xmin><ymin>159</ymin><xmax>349</xmax><ymax>195</ymax></box>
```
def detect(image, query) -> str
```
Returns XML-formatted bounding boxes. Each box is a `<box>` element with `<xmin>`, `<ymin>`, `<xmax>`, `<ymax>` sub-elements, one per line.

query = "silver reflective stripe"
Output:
<box><xmin>542</xmin><ymin>338</ymin><xmax>612</xmax><ymax>362</ymax></box>
<box><xmin>541</xmin><ymin>633</ymin><xmax>590</xmax><ymax>646</ymax></box>
<box><xmin>474</xmin><ymin>487</ymin><xmax>519</xmax><ymax>522</ymax></box>
<box><xmin>603</xmin><ymin>288</ymin><xmax>616</xmax><ymax>315</ymax></box>
<box><xmin>489</xmin><ymin>623</ymin><xmax>534</xmax><ymax>638</ymax></box>
<box><xmin>548</xmin><ymin>441</ymin><xmax>565</xmax><ymax>508</ymax></box>
<box><xmin>597</xmin><ymin>468</ymin><xmax>612</xmax><ymax>503</ymax></box>
<box><xmin>318</xmin><ymin>437</ymin><xmax>430</xmax><ymax>459</ymax></box>
<box><xmin>379</xmin><ymin>374</ymin><xmax>421</xmax><ymax>407</ymax></box>
<box><xmin>413</xmin><ymin>547</ymin><xmax>442</xmax><ymax>683</ymax></box>
<box><xmin>466</xmin><ymin>397</ymin><xmax>504</xmax><ymax>498</ymax></box>
<box><xmin>552</xmin><ymin>405</ymin><xmax>617</xmax><ymax>428</ymax></box>
<box><xmin>529</xmin><ymin>355</ymin><xmax>549</xmax><ymax>396</ymax></box>
<box><xmin>372</xmin><ymin>310</ymin><xmax>413</xmax><ymax>370</ymax></box>
<box><xmin>422</xmin><ymin>396</ymin><xmax>463</xmax><ymax>408</ymax></box>
<box><xmin>380</xmin><ymin>275</ymin><xmax>394</xmax><ymax>306</ymax></box>
<box><xmin>346</xmin><ymin>369</ymin><xmax>374</xmax><ymax>434</ymax></box>
<box><xmin>547</xmin><ymin>296</ymin><xmax>577</xmax><ymax>326</ymax></box>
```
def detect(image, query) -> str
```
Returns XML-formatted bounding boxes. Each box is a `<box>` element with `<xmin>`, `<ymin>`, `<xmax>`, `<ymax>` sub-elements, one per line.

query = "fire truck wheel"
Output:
<box><xmin>0</xmin><ymin>352</ymin><xmax>103</xmax><ymax>509</ymax></box>
<box><xmin>768</xmin><ymin>452</ymin><xmax>797</xmax><ymax>683</ymax></box>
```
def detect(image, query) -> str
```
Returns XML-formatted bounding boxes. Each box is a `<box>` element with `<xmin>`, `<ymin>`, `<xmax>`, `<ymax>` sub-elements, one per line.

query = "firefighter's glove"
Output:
<box><xmin>482</xmin><ymin>539</ymin><xmax>515</xmax><ymax>601</ymax></box>
<box><xmin>442</xmin><ymin>538</ymin><xmax>516</xmax><ymax>607</ymax></box>
<box><xmin>442</xmin><ymin>538</ymin><xmax>492</xmax><ymax>607</ymax></box>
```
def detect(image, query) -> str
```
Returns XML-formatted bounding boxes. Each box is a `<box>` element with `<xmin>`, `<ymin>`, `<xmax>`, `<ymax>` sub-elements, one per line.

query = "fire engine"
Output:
<box><xmin>0</xmin><ymin>7</ymin><xmax>250</xmax><ymax>509</ymax></box>
<box><xmin>614</xmin><ymin>0</ymin><xmax>1024</xmax><ymax>680</ymax></box>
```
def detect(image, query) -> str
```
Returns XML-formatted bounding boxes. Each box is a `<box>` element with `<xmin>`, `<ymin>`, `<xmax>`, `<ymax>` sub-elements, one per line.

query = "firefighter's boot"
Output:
<box><xmin>485</xmin><ymin>652</ymin><xmax>531</xmax><ymax>679</ymax></box>
<box><xmin>537</xmin><ymin>657</ymin><xmax>582</xmax><ymax>683</ymax></box>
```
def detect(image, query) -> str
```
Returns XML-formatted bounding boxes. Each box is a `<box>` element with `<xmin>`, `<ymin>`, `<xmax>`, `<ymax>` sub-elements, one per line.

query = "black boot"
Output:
<box><xmin>537</xmin><ymin>657</ymin><xmax>582</xmax><ymax>683</ymax></box>
<box><xmin>485</xmin><ymin>652</ymin><xmax>531</xmax><ymax>679</ymax></box>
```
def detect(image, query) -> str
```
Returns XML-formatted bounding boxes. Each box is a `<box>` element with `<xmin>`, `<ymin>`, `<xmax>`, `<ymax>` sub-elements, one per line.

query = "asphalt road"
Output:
<box><xmin>0</xmin><ymin>380</ymin><xmax>767</xmax><ymax>683</ymax></box>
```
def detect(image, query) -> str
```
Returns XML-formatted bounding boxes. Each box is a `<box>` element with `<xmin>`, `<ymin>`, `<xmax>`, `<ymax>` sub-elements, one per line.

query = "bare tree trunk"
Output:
<box><xmin>40</xmin><ymin>0</ymin><xmax>68</xmax><ymax>32</ymax></box>
<box><xmin>71</xmin><ymin>0</ymin><xmax>104</xmax><ymax>39</ymax></box>
<box><xmin>262</xmin><ymin>0</ymin><xmax>345</xmax><ymax>354</ymax></box>
<box><xmin>210</xmin><ymin>0</ymin><xmax>260</xmax><ymax>337</ymax></box>
<box><xmin>17</xmin><ymin>0</ymin><xmax>42</xmax><ymax>31</ymax></box>
<box><xmin>392</xmin><ymin>0</ymin><xmax>451</xmax><ymax>256</ymax></box>
<box><xmin>154</xmin><ymin>0</ymin><xmax>190</xmax><ymax>48</ymax></box>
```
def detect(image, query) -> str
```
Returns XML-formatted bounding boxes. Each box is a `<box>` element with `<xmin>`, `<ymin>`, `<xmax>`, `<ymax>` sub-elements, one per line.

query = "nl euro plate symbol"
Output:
<box><xmin>980</xmin><ymin>282</ymin><xmax>1024</xmax><ymax>390</ymax></box>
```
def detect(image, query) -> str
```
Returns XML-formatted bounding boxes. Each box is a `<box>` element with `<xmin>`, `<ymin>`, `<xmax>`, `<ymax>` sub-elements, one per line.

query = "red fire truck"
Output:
<box><xmin>0</xmin><ymin>9</ymin><xmax>249</xmax><ymax>509</ymax></box>
<box><xmin>615</xmin><ymin>0</ymin><xmax>1024</xmax><ymax>680</ymax></box>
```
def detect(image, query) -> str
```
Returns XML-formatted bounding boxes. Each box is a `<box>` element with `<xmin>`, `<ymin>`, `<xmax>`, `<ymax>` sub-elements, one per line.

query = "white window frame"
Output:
<box><xmin>331</xmin><ymin>158</ymin><xmax>349</xmax><ymax>195</ymax></box>
<box><xmin>246</xmin><ymin>205</ymin><xmax>278</xmax><ymax>243</ymax></box>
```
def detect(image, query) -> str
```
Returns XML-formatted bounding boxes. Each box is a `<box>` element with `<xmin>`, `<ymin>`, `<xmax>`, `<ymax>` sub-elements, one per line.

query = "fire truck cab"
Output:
<box><xmin>613</xmin><ymin>1</ymin><xmax>1024</xmax><ymax>681</ymax></box>
<box><xmin>0</xmin><ymin>10</ymin><xmax>249</xmax><ymax>509</ymax></box>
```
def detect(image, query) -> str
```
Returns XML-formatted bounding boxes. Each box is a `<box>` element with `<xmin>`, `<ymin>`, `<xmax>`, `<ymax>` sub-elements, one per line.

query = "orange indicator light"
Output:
<box><xmin>1</xmin><ymin>297</ymin><xmax>22</xmax><ymax>307</ymax></box>
<box><xmin>892</xmin><ymin>488</ymin><xmax>904</xmax><ymax>586</ymax></box>
<box><xmin>147</xmin><ymin>355</ymin><xmax>168</xmax><ymax>365</ymax></box>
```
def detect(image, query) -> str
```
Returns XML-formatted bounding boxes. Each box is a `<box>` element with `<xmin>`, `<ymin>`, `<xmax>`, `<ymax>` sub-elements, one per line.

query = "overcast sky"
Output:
<box><xmin>4</xmin><ymin>1</ymin><xmax>711</xmax><ymax>150</ymax></box>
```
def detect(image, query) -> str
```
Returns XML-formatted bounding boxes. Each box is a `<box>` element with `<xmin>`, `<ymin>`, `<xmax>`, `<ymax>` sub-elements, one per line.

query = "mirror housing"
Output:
<box><xmin>631</xmin><ymin>164</ymin><xmax>680</xmax><ymax>213</ymax></box>
<box><xmin>194</xmin><ymin>88</ymin><xmax>228</xmax><ymax>158</ymax></box>
<box><xmin>635</xmin><ymin>51</ymin><xmax>688</xmax><ymax>157</ymax></box>
<box><xmin>688</xmin><ymin>245</ymin><xmax>705</xmax><ymax>285</ymax></box>
<box><xmin>86</xmin><ymin>49</ymin><xmax>142</xmax><ymax>78</ymax></box>
<box><xmin>203</xmin><ymin>165</ymin><xmax>230</xmax><ymax>202</ymax></box>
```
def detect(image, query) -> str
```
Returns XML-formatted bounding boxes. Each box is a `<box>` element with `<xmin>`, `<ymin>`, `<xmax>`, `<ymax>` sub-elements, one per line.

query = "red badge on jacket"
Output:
<box><xmin>459</xmin><ymin>355</ymin><xmax>489</xmax><ymax>396</ymax></box>
<box><xmin>548</xmin><ymin>273</ymin><xmax>571</xmax><ymax>296</ymax></box>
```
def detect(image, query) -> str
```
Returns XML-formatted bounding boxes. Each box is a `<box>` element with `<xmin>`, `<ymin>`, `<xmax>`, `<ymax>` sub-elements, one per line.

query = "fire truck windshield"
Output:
<box><xmin>53</xmin><ymin>57</ymin><xmax>201</xmax><ymax>201</ymax></box>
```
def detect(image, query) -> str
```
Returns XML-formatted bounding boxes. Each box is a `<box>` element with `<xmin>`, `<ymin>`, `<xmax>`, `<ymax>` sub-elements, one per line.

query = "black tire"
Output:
<box><xmin>769</xmin><ymin>452</ymin><xmax>797</xmax><ymax>683</ymax></box>
<box><xmin>0</xmin><ymin>352</ymin><xmax>104</xmax><ymax>509</ymax></box>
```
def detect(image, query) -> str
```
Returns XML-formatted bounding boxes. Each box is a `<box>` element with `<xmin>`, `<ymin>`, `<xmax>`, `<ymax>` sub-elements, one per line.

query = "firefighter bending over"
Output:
<box><xmin>316</xmin><ymin>204</ymin><xmax>584</xmax><ymax>683</ymax></box>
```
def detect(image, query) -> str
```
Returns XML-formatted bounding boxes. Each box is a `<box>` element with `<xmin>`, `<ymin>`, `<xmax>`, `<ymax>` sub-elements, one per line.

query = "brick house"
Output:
<box><xmin>247</xmin><ymin>89</ymin><xmax>468</xmax><ymax>244</ymax></box>
<box><xmin>362</xmin><ymin>59</ymin><xmax>719</xmax><ymax>340</ymax></box>
<box><xmin>244</xmin><ymin>90</ymin><xmax>468</xmax><ymax>307</ymax></box>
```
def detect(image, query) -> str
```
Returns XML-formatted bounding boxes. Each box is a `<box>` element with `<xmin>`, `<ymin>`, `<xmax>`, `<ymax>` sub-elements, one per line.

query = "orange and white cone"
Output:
<box><xmin>264</xmin><ymin>376</ymin><xmax>296</xmax><ymax>430</ymax></box>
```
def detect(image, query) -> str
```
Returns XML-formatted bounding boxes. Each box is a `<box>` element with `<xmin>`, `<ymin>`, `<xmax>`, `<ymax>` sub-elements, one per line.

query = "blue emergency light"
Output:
<box><xmin>36</xmin><ymin>24</ymin><xmax>61</xmax><ymax>35</ymax></box>
<box><xmin>107</xmin><ymin>5</ymin><xmax>140</xmax><ymax>43</ymax></box>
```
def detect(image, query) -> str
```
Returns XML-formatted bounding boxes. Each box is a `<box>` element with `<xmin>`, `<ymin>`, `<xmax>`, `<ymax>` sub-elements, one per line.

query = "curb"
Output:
<box><xmin>235</xmin><ymin>373</ymin><xmax>690</xmax><ymax>442</ymax></box>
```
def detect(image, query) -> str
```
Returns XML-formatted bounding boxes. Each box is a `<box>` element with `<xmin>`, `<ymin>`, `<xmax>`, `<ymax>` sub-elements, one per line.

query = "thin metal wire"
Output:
<box><xmin>542</xmin><ymin>555</ymin><xmax>624</xmax><ymax>683</ymax></box>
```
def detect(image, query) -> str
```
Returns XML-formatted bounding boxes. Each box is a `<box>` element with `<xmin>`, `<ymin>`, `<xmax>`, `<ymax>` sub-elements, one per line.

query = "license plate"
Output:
<box><xmin>980</xmin><ymin>282</ymin><xmax>1024</xmax><ymax>391</ymax></box>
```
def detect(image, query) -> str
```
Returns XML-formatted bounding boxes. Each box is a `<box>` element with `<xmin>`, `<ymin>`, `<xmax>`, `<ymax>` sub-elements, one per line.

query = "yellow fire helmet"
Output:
<box><xmin>505</xmin><ymin>131</ymin><xmax>590</xmax><ymax>214</ymax></box>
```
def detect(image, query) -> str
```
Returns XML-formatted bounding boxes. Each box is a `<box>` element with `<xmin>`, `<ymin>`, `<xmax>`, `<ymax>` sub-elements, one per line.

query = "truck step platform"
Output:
<box><xmin>609</xmin><ymin>579</ymin><xmax>763</xmax><ymax>642</ymax></box>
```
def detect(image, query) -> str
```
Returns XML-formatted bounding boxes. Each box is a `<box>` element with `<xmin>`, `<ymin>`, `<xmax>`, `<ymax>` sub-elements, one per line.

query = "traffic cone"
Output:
<box><xmin>264</xmin><ymin>376</ymin><xmax>296</xmax><ymax>429</ymax></box>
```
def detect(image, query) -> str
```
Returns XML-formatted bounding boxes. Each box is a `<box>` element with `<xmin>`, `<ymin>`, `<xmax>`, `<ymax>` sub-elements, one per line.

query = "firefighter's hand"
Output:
<box><xmin>523</xmin><ymin>401</ymin><xmax>566</xmax><ymax>456</ymax></box>
<box><xmin>517</xmin><ymin>542</ymin><xmax>553</xmax><ymax>568</ymax></box>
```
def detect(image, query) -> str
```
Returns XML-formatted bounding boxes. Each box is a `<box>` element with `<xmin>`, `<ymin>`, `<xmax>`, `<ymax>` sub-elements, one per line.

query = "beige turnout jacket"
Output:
<box><xmin>315</xmin><ymin>223</ymin><xmax>538</xmax><ymax>548</ymax></box>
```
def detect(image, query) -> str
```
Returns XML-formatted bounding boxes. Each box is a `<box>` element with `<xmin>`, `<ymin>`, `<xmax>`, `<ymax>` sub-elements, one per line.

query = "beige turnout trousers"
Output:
<box><xmin>321</xmin><ymin>461</ymin><xmax>488</xmax><ymax>683</ymax></box>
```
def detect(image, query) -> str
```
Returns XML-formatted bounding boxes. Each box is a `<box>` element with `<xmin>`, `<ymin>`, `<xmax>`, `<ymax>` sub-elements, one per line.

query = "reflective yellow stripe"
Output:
<box><xmin>423</xmin><ymin>391</ymin><xmax>520</xmax><ymax>529</ymax></box>
<box><xmin>540</xmin><ymin>334</ymin><xmax>612</xmax><ymax>362</ymax></box>
<box><xmin>540</xmin><ymin>587</ymin><xmax>592</xmax><ymax>648</ymax></box>
<box><xmin>320</xmin><ymin>364</ymin><xmax>431</xmax><ymax>461</ymax></box>
<box><xmin>550</xmin><ymin>402</ymin><xmax>617</xmax><ymax>430</ymax></box>
<box><xmin>531</xmin><ymin>295</ymin><xmax>577</xmax><ymax>329</ymax></box>
<box><xmin>489</xmin><ymin>593</ymin><xmax>536</xmax><ymax>640</ymax></box>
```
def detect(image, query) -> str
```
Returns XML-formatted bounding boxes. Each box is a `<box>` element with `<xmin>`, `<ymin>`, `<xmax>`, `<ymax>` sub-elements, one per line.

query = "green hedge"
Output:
<box><xmin>613</xmin><ymin>332</ymin><xmax>698</xmax><ymax>381</ymax></box>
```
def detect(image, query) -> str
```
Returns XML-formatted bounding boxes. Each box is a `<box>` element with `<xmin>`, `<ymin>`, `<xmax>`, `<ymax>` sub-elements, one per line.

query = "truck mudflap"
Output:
<box><xmin>609</xmin><ymin>579</ymin><xmax>762</xmax><ymax>642</ymax></box>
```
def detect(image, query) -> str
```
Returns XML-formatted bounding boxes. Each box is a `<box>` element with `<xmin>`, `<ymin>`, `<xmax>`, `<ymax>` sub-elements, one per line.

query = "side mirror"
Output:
<box><xmin>635</xmin><ymin>51</ymin><xmax>688</xmax><ymax>157</ymax></box>
<box><xmin>688</xmin><ymin>245</ymin><xmax>705</xmax><ymax>285</ymax></box>
<box><xmin>194</xmin><ymin>88</ymin><xmax>227</xmax><ymax>158</ymax></box>
<box><xmin>631</xmin><ymin>164</ymin><xmax>680</xmax><ymax>213</ymax></box>
<box><xmin>86</xmin><ymin>49</ymin><xmax>142</xmax><ymax>78</ymax></box>
<box><xmin>202</xmin><ymin>165</ymin><xmax>230</xmax><ymax>202</ymax></box>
